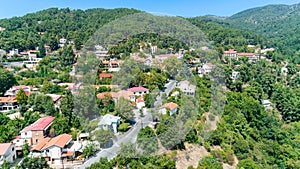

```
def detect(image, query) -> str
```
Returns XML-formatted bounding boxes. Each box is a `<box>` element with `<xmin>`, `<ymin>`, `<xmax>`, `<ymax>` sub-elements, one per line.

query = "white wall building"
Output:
<box><xmin>0</xmin><ymin>143</ymin><xmax>16</xmax><ymax>166</ymax></box>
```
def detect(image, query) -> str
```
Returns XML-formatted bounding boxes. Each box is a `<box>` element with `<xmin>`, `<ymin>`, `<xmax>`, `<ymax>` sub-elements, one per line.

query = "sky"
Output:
<box><xmin>0</xmin><ymin>0</ymin><xmax>300</xmax><ymax>19</ymax></box>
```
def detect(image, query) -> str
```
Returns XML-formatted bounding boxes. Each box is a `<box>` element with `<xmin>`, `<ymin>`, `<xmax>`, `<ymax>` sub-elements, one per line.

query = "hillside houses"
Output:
<box><xmin>223</xmin><ymin>49</ymin><xmax>261</xmax><ymax>63</ymax></box>
<box><xmin>177</xmin><ymin>80</ymin><xmax>196</xmax><ymax>96</ymax></box>
<box><xmin>0</xmin><ymin>97</ymin><xmax>18</xmax><ymax>112</ymax></box>
<box><xmin>0</xmin><ymin>143</ymin><xmax>16</xmax><ymax>166</ymax></box>
<box><xmin>13</xmin><ymin>116</ymin><xmax>55</xmax><ymax>149</ymax></box>
<box><xmin>4</xmin><ymin>85</ymin><xmax>36</xmax><ymax>96</ymax></box>
<box><xmin>31</xmin><ymin>133</ymin><xmax>75</xmax><ymax>164</ymax></box>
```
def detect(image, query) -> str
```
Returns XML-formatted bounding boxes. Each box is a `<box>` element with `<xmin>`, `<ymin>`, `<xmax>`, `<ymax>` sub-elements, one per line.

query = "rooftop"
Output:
<box><xmin>99</xmin><ymin>73</ymin><xmax>113</xmax><ymax>78</ymax></box>
<box><xmin>128</xmin><ymin>86</ymin><xmax>149</xmax><ymax>92</ymax></box>
<box><xmin>162</xmin><ymin>102</ymin><xmax>178</xmax><ymax>111</ymax></box>
<box><xmin>0</xmin><ymin>143</ymin><xmax>13</xmax><ymax>156</ymax></box>
<box><xmin>22</xmin><ymin>116</ymin><xmax>55</xmax><ymax>132</ymax></box>
<box><xmin>41</xmin><ymin>134</ymin><xmax>72</xmax><ymax>150</ymax></box>
<box><xmin>99</xmin><ymin>114</ymin><xmax>121</xmax><ymax>126</ymax></box>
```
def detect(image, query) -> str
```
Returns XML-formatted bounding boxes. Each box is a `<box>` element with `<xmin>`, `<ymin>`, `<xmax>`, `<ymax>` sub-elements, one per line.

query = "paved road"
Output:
<box><xmin>79</xmin><ymin>113</ymin><xmax>152</xmax><ymax>169</ymax></box>
<box><xmin>164</xmin><ymin>80</ymin><xmax>176</xmax><ymax>96</ymax></box>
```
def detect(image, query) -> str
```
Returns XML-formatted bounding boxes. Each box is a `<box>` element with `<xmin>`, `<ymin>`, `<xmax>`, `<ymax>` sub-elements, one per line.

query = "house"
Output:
<box><xmin>262</xmin><ymin>100</ymin><xmax>272</xmax><ymax>107</ymax></box>
<box><xmin>99</xmin><ymin>73</ymin><xmax>113</xmax><ymax>79</ymax></box>
<box><xmin>102</xmin><ymin>60</ymin><xmax>122</xmax><ymax>72</ymax></box>
<box><xmin>189</xmin><ymin>58</ymin><xmax>201</xmax><ymax>65</ymax></box>
<box><xmin>0</xmin><ymin>27</ymin><xmax>6</xmax><ymax>31</ymax></box>
<box><xmin>128</xmin><ymin>86</ymin><xmax>149</xmax><ymax>96</ymax></box>
<box><xmin>46</xmin><ymin>94</ymin><xmax>62</xmax><ymax>108</ymax></box>
<box><xmin>177</xmin><ymin>80</ymin><xmax>196</xmax><ymax>96</ymax></box>
<box><xmin>99</xmin><ymin>114</ymin><xmax>121</xmax><ymax>134</ymax></box>
<box><xmin>4</xmin><ymin>85</ymin><xmax>34</xmax><ymax>96</ymax></box>
<box><xmin>198</xmin><ymin>63</ymin><xmax>215</xmax><ymax>76</ymax></box>
<box><xmin>97</xmin><ymin>90</ymin><xmax>135</xmax><ymax>102</ymax></box>
<box><xmin>136</xmin><ymin>97</ymin><xmax>145</xmax><ymax>109</ymax></box>
<box><xmin>281</xmin><ymin>67</ymin><xmax>288</xmax><ymax>76</ymax></box>
<box><xmin>0</xmin><ymin>97</ymin><xmax>18</xmax><ymax>112</ymax></box>
<box><xmin>0</xmin><ymin>143</ymin><xmax>16</xmax><ymax>166</ymax></box>
<box><xmin>18</xmin><ymin>116</ymin><xmax>55</xmax><ymax>146</ymax></box>
<box><xmin>231</xmin><ymin>71</ymin><xmax>240</xmax><ymax>81</ymax></box>
<box><xmin>31</xmin><ymin>134</ymin><xmax>74</xmax><ymax>164</ymax></box>
<box><xmin>9</xmin><ymin>49</ymin><xmax>19</xmax><ymax>56</ymax></box>
<box><xmin>237</xmin><ymin>53</ymin><xmax>260</xmax><ymax>62</ymax></box>
<box><xmin>223</xmin><ymin>49</ymin><xmax>237</xmax><ymax>60</ymax></box>
<box><xmin>59</xmin><ymin>38</ymin><xmax>67</xmax><ymax>44</ymax></box>
<box><xmin>159</xmin><ymin>102</ymin><xmax>178</xmax><ymax>116</ymax></box>
<box><xmin>260</xmin><ymin>48</ymin><xmax>275</xmax><ymax>55</ymax></box>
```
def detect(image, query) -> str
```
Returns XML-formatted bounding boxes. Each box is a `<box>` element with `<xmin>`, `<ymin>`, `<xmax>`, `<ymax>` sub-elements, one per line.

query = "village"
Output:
<box><xmin>0</xmin><ymin>34</ymin><xmax>284</xmax><ymax>168</ymax></box>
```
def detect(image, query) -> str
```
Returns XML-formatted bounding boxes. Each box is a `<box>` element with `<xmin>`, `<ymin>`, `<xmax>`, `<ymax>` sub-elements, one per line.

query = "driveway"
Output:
<box><xmin>79</xmin><ymin>112</ymin><xmax>152</xmax><ymax>169</ymax></box>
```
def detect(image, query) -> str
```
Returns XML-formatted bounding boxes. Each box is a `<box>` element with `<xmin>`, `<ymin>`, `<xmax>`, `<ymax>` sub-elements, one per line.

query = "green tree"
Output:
<box><xmin>0</xmin><ymin>68</ymin><xmax>16</xmax><ymax>95</ymax></box>
<box><xmin>18</xmin><ymin>157</ymin><xmax>50</xmax><ymax>169</ymax></box>
<box><xmin>93</xmin><ymin>129</ymin><xmax>114</xmax><ymax>148</ymax></box>
<box><xmin>38</xmin><ymin>40</ymin><xmax>46</xmax><ymax>57</ymax></box>
<box><xmin>1</xmin><ymin>160</ymin><xmax>11</xmax><ymax>169</ymax></box>
<box><xmin>237</xmin><ymin>159</ymin><xmax>262</xmax><ymax>169</ymax></box>
<box><xmin>82</xmin><ymin>143</ymin><xmax>98</xmax><ymax>158</ymax></box>
<box><xmin>87</xmin><ymin>158</ymin><xmax>112</xmax><ymax>169</ymax></box>
<box><xmin>59</xmin><ymin>45</ymin><xmax>75</xmax><ymax>67</ymax></box>
<box><xmin>115</xmin><ymin>97</ymin><xmax>133</xmax><ymax>120</ymax></box>
<box><xmin>118</xmin><ymin>122</ymin><xmax>130</xmax><ymax>132</ymax></box>
<box><xmin>137</xmin><ymin>126</ymin><xmax>158</xmax><ymax>155</ymax></box>
<box><xmin>198</xmin><ymin>155</ymin><xmax>222</xmax><ymax>169</ymax></box>
<box><xmin>51</xmin><ymin>116</ymin><xmax>71</xmax><ymax>135</ymax></box>
<box><xmin>16</xmin><ymin>88</ymin><xmax>28</xmax><ymax>105</ymax></box>
<box><xmin>60</xmin><ymin>90</ymin><xmax>74</xmax><ymax>126</ymax></box>
<box><xmin>22</xmin><ymin>142</ymin><xmax>30</xmax><ymax>157</ymax></box>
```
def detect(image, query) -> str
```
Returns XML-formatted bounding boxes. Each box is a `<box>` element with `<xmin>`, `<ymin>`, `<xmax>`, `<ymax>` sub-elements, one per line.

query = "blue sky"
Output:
<box><xmin>0</xmin><ymin>0</ymin><xmax>300</xmax><ymax>19</ymax></box>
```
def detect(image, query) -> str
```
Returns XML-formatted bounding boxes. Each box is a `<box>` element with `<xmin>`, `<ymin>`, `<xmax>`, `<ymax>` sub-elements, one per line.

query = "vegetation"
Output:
<box><xmin>0</xmin><ymin>68</ymin><xmax>16</xmax><ymax>95</ymax></box>
<box><xmin>226</xmin><ymin>4</ymin><xmax>300</xmax><ymax>63</ymax></box>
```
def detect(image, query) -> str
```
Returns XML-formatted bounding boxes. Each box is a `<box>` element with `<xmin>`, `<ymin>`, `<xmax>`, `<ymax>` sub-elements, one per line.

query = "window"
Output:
<box><xmin>36</xmin><ymin>139</ymin><xmax>39</xmax><ymax>143</ymax></box>
<box><xmin>12</xmin><ymin>147</ymin><xmax>14</xmax><ymax>151</ymax></box>
<box><xmin>25</xmin><ymin>132</ymin><xmax>27</xmax><ymax>136</ymax></box>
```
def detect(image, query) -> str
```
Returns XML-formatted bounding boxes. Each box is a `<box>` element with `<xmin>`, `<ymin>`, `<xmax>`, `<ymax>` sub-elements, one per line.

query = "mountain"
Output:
<box><xmin>226</xmin><ymin>3</ymin><xmax>300</xmax><ymax>63</ymax></box>
<box><xmin>0</xmin><ymin>8</ymin><xmax>141</xmax><ymax>51</ymax></box>
<box><xmin>187</xmin><ymin>16</ymin><xmax>265</xmax><ymax>54</ymax></box>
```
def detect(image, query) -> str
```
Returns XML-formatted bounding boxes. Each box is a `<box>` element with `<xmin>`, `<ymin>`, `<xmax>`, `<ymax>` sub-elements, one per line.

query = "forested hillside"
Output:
<box><xmin>187</xmin><ymin>17</ymin><xmax>265</xmax><ymax>53</ymax></box>
<box><xmin>226</xmin><ymin>4</ymin><xmax>300</xmax><ymax>63</ymax></box>
<box><xmin>0</xmin><ymin>8</ymin><xmax>140</xmax><ymax>51</ymax></box>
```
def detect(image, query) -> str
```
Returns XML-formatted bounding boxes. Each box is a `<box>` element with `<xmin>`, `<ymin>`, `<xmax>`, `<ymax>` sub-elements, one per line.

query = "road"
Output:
<box><xmin>154</xmin><ymin>80</ymin><xmax>176</xmax><ymax>107</ymax></box>
<box><xmin>79</xmin><ymin>112</ymin><xmax>152</xmax><ymax>169</ymax></box>
<box><xmin>164</xmin><ymin>80</ymin><xmax>176</xmax><ymax>96</ymax></box>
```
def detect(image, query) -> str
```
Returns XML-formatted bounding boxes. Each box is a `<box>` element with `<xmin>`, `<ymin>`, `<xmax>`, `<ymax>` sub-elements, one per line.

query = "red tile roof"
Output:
<box><xmin>41</xmin><ymin>134</ymin><xmax>72</xmax><ymax>150</ymax></box>
<box><xmin>128</xmin><ymin>86</ymin><xmax>149</xmax><ymax>92</ymax></box>
<box><xmin>237</xmin><ymin>53</ymin><xmax>259</xmax><ymax>56</ymax></box>
<box><xmin>136</xmin><ymin>97</ymin><xmax>144</xmax><ymax>103</ymax></box>
<box><xmin>0</xmin><ymin>97</ymin><xmax>17</xmax><ymax>103</ymax></box>
<box><xmin>223</xmin><ymin>50</ymin><xmax>237</xmax><ymax>54</ymax></box>
<box><xmin>22</xmin><ymin>116</ymin><xmax>55</xmax><ymax>131</ymax></box>
<box><xmin>31</xmin><ymin>137</ymin><xmax>51</xmax><ymax>151</ymax></box>
<box><xmin>163</xmin><ymin>102</ymin><xmax>178</xmax><ymax>111</ymax></box>
<box><xmin>99</xmin><ymin>73</ymin><xmax>113</xmax><ymax>78</ymax></box>
<box><xmin>62</xmin><ymin>151</ymin><xmax>74</xmax><ymax>157</ymax></box>
<box><xmin>0</xmin><ymin>143</ymin><xmax>13</xmax><ymax>156</ymax></box>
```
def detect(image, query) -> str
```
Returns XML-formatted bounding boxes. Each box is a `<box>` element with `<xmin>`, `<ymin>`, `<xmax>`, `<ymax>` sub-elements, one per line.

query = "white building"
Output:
<box><xmin>4</xmin><ymin>86</ymin><xmax>34</xmax><ymax>96</ymax></box>
<box><xmin>0</xmin><ymin>143</ymin><xmax>16</xmax><ymax>166</ymax></box>
<box><xmin>99</xmin><ymin>114</ymin><xmax>121</xmax><ymax>134</ymax></box>
<box><xmin>0</xmin><ymin>97</ymin><xmax>18</xmax><ymax>112</ymax></box>
<box><xmin>177</xmin><ymin>80</ymin><xmax>196</xmax><ymax>96</ymax></box>
<box><xmin>231</xmin><ymin>71</ymin><xmax>240</xmax><ymax>81</ymax></box>
<box><xmin>128</xmin><ymin>86</ymin><xmax>149</xmax><ymax>96</ymax></box>
<box><xmin>31</xmin><ymin>134</ymin><xmax>74</xmax><ymax>164</ymax></box>
<box><xmin>159</xmin><ymin>102</ymin><xmax>178</xmax><ymax>116</ymax></box>
<box><xmin>262</xmin><ymin>100</ymin><xmax>272</xmax><ymax>107</ymax></box>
